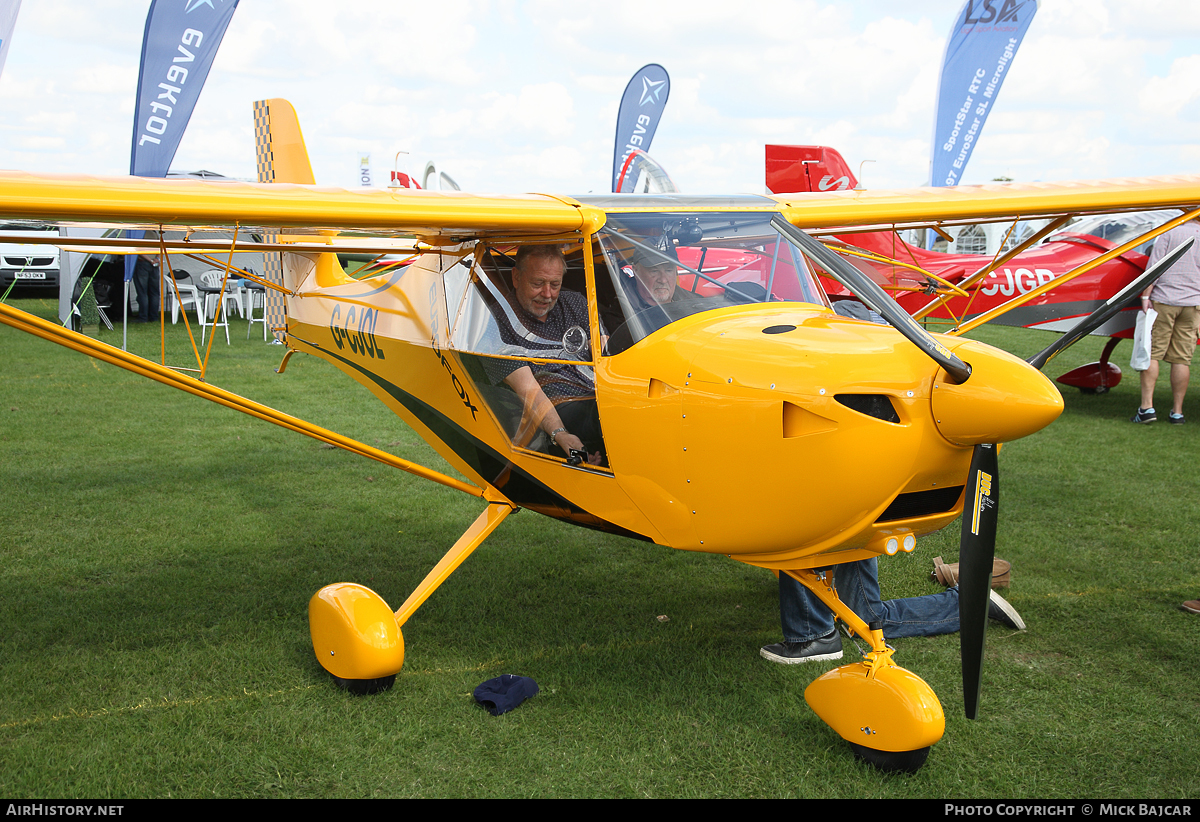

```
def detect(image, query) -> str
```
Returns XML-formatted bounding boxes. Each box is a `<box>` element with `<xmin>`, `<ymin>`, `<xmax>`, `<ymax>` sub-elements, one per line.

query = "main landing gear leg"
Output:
<box><xmin>308</xmin><ymin>502</ymin><xmax>517</xmax><ymax>694</ymax></box>
<box><xmin>785</xmin><ymin>569</ymin><xmax>945</xmax><ymax>773</ymax></box>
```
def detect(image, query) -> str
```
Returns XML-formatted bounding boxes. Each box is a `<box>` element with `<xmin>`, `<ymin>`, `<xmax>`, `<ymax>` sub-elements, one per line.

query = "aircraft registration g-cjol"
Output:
<box><xmin>765</xmin><ymin>144</ymin><xmax>1197</xmax><ymax>394</ymax></box>
<box><xmin>1</xmin><ymin>99</ymin><xmax>1197</xmax><ymax>773</ymax></box>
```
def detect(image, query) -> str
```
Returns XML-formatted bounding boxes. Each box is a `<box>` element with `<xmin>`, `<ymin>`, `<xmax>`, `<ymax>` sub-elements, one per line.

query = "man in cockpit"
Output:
<box><xmin>627</xmin><ymin>246</ymin><xmax>685</xmax><ymax>308</ymax></box>
<box><xmin>488</xmin><ymin>244</ymin><xmax>604</xmax><ymax>464</ymax></box>
<box><xmin>625</xmin><ymin>242</ymin><xmax>701</xmax><ymax>309</ymax></box>
<box><xmin>601</xmin><ymin>240</ymin><xmax>700</xmax><ymax>347</ymax></box>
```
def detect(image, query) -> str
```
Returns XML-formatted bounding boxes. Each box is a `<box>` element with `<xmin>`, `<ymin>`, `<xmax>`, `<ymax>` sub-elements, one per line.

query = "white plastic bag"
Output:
<box><xmin>1131</xmin><ymin>308</ymin><xmax>1157</xmax><ymax>371</ymax></box>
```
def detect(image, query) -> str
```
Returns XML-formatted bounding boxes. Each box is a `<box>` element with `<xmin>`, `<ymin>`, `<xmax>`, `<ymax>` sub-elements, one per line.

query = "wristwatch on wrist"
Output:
<box><xmin>549</xmin><ymin>427</ymin><xmax>567</xmax><ymax>442</ymax></box>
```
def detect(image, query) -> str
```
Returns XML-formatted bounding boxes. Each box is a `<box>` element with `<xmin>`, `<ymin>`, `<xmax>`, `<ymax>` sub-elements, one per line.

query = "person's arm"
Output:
<box><xmin>1142</xmin><ymin>233</ymin><xmax>1174</xmax><ymax>308</ymax></box>
<box><xmin>503</xmin><ymin>365</ymin><xmax>585</xmax><ymax>456</ymax></box>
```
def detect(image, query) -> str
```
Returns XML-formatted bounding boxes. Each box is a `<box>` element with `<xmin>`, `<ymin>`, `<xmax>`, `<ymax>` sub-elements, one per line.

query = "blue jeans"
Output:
<box><xmin>780</xmin><ymin>558</ymin><xmax>960</xmax><ymax>642</ymax></box>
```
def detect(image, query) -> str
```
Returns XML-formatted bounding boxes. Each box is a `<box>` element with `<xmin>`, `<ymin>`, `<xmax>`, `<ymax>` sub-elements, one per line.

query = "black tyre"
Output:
<box><xmin>848</xmin><ymin>742</ymin><xmax>931</xmax><ymax>773</ymax></box>
<box><xmin>332</xmin><ymin>674</ymin><xmax>396</xmax><ymax>695</ymax></box>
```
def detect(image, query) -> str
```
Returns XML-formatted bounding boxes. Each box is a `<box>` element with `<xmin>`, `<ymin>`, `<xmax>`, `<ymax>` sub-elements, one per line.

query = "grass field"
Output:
<box><xmin>2</xmin><ymin>295</ymin><xmax>1198</xmax><ymax>798</ymax></box>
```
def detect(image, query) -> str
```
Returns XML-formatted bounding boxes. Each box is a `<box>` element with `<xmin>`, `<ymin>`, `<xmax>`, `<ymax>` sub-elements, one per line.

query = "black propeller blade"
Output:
<box><xmin>954</xmin><ymin>242</ymin><xmax>1194</xmax><ymax>719</ymax></box>
<box><xmin>1027</xmin><ymin>237</ymin><xmax>1194</xmax><ymax>370</ymax></box>
<box><xmin>958</xmin><ymin>442</ymin><xmax>1000</xmax><ymax>720</ymax></box>
<box><xmin>771</xmin><ymin>216</ymin><xmax>973</xmax><ymax>384</ymax></box>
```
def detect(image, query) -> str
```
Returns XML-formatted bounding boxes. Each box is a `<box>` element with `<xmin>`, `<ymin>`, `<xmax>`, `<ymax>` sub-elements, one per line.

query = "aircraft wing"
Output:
<box><xmin>2</xmin><ymin>170</ymin><xmax>1200</xmax><ymax>241</ymax></box>
<box><xmin>771</xmin><ymin>176</ymin><xmax>1200</xmax><ymax>233</ymax></box>
<box><xmin>0</xmin><ymin>170</ymin><xmax>593</xmax><ymax>240</ymax></box>
<box><xmin>770</xmin><ymin>176</ymin><xmax>1200</xmax><ymax>338</ymax></box>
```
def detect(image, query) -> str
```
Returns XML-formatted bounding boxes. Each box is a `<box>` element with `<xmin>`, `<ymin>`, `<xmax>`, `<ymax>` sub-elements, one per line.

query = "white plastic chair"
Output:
<box><xmin>200</xmin><ymin>270</ymin><xmax>242</xmax><ymax>317</ymax></box>
<box><xmin>198</xmin><ymin>270</ymin><xmax>239</xmax><ymax>344</ymax></box>
<box><xmin>167</xmin><ymin>271</ymin><xmax>202</xmax><ymax>325</ymax></box>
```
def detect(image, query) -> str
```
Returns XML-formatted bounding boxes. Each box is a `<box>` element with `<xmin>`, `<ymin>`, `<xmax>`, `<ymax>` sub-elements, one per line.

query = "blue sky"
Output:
<box><xmin>1</xmin><ymin>0</ymin><xmax>1198</xmax><ymax>194</ymax></box>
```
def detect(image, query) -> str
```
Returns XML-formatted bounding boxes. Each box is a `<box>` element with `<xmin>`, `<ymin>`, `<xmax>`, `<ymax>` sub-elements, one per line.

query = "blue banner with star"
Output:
<box><xmin>611</xmin><ymin>64</ymin><xmax>670</xmax><ymax>192</ymax></box>
<box><xmin>129</xmin><ymin>0</ymin><xmax>239</xmax><ymax>177</ymax></box>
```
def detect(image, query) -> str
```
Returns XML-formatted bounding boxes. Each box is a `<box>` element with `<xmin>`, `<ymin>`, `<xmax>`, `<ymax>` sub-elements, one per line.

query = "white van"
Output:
<box><xmin>0</xmin><ymin>223</ymin><xmax>60</xmax><ymax>292</ymax></box>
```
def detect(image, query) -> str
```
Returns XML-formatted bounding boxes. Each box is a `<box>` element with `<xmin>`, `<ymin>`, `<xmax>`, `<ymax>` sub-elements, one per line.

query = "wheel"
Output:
<box><xmin>848</xmin><ymin>742</ymin><xmax>931</xmax><ymax>774</ymax></box>
<box><xmin>332</xmin><ymin>674</ymin><xmax>396</xmax><ymax>696</ymax></box>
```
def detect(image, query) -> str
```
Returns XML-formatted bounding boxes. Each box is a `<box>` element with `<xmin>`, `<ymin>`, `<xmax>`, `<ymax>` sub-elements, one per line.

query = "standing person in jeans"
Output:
<box><xmin>132</xmin><ymin>254</ymin><xmax>160</xmax><ymax>323</ymax></box>
<box><xmin>1131</xmin><ymin>218</ymin><xmax>1200</xmax><ymax>425</ymax></box>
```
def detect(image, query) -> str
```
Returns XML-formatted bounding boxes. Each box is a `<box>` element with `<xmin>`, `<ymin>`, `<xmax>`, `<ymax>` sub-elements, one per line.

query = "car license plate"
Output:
<box><xmin>15</xmin><ymin>272</ymin><xmax>46</xmax><ymax>280</ymax></box>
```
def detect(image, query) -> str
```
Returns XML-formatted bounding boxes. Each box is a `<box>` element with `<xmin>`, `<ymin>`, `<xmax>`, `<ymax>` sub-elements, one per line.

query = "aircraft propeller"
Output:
<box><xmin>960</xmin><ymin>236</ymin><xmax>1192</xmax><ymax>717</ymax></box>
<box><xmin>774</xmin><ymin>217</ymin><xmax>1193</xmax><ymax>720</ymax></box>
<box><xmin>956</xmin><ymin>441</ymin><xmax>999</xmax><ymax>720</ymax></box>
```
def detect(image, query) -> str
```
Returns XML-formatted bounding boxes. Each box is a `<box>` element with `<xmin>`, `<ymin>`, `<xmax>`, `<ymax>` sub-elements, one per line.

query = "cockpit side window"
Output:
<box><xmin>446</xmin><ymin>242</ymin><xmax>608</xmax><ymax>466</ymax></box>
<box><xmin>447</xmin><ymin>245</ymin><xmax>594</xmax><ymax>363</ymax></box>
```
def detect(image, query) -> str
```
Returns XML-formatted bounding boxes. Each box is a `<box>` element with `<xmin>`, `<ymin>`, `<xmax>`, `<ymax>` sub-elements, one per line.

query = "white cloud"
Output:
<box><xmin>1140</xmin><ymin>54</ymin><xmax>1200</xmax><ymax>116</ymax></box>
<box><xmin>0</xmin><ymin>0</ymin><xmax>1197</xmax><ymax>194</ymax></box>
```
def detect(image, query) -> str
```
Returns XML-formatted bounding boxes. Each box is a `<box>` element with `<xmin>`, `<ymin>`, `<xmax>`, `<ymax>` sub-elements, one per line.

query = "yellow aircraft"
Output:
<box><xmin>1</xmin><ymin>99</ymin><xmax>1197</xmax><ymax>773</ymax></box>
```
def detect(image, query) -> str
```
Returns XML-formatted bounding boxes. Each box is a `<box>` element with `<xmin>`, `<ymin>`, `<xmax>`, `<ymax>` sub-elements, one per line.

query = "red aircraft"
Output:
<box><xmin>763</xmin><ymin>145</ymin><xmax>1184</xmax><ymax>394</ymax></box>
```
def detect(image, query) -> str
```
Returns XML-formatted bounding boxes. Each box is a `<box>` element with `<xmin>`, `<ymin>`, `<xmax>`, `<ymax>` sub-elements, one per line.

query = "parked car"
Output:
<box><xmin>0</xmin><ymin>223</ymin><xmax>60</xmax><ymax>293</ymax></box>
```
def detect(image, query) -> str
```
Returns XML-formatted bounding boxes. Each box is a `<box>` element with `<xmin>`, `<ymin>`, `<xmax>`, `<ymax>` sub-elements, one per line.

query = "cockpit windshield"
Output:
<box><xmin>596</xmin><ymin>212</ymin><xmax>828</xmax><ymax>353</ymax></box>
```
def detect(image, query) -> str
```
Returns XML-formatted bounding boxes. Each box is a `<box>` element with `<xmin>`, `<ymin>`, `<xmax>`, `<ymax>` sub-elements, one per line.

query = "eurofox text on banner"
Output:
<box><xmin>0</xmin><ymin>0</ymin><xmax>21</xmax><ymax>83</ymax></box>
<box><xmin>611</xmin><ymin>64</ymin><xmax>670</xmax><ymax>193</ymax></box>
<box><xmin>929</xmin><ymin>0</ymin><xmax>1039</xmax><ymax>187</ymax></box>
<box><xmin>130</xmin><ymin>0</ymin><xmax>239</xmax><ymax>177</ymax></box>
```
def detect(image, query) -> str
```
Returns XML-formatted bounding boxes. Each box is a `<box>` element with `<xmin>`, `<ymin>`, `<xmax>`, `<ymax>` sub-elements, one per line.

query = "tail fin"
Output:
<box><xmin>765</xmin><ymin>145</ymin><xmax>858</xmax><ymax>194</ymax></box>
<box><xmin>253</xmin><ymin>99</ymin><xmax>346</xmax><ymax>330</ymax></box>
<box><xmin>253</xmin><ymin>98</ymin><xmax>315</xmax><ymax>185</ymax></box>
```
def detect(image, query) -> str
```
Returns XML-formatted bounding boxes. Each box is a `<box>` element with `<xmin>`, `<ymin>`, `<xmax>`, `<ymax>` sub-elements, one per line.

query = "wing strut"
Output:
<box><xmin>0</xmin><ymin>302</ymin><xmax>483</xmax><ymax>498</ymax></box>
<box><xmin>908</xmin><ymin>215</ymin><xmax>1074</xmax><ymax>322</ymax></box>
<box><xmin>950</xmin><ymin>207</ymin><xmax>1200</xmax><ymax>336</ymax></box>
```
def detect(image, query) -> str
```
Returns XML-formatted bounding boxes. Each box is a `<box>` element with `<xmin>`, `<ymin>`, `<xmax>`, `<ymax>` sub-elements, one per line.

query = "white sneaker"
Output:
<box><xmin>988</xmin><ymin>590</ymin><xmax>1026</xmax><ymax>631</ymax></box>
